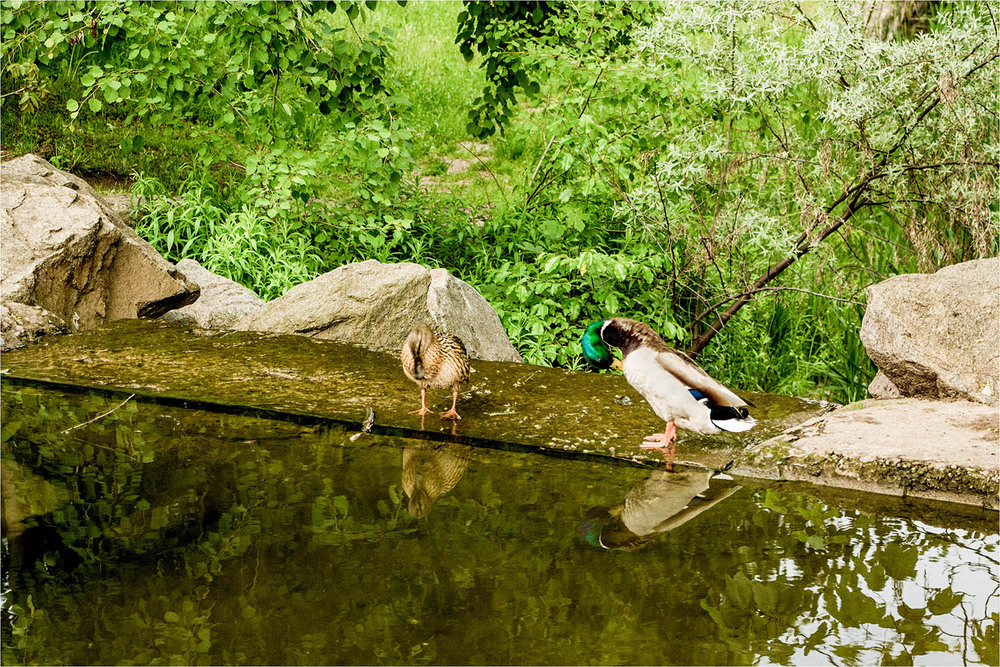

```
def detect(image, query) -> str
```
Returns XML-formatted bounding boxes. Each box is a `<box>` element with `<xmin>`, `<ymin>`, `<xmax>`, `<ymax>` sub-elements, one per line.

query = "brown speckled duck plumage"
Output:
<box><xmin>401</xmin><ymin>323</ymin><xmax>470</xmax><ymax>419</ymax></box>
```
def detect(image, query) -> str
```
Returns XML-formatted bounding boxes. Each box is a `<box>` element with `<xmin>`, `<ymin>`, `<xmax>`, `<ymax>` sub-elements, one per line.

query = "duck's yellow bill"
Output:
<box><xmin>610</xmin><ymin>358</ymin><xmax>623</xmax><ymax>371</ymax></box>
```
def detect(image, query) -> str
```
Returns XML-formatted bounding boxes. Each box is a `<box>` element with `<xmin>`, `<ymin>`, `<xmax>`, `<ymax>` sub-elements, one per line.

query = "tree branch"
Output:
<box><xmin>688</xmin><ymin>286</ymin><xmax>866</xmax><ymax>332</ymax></box>
<box><xmin>684</xmin><ymin>52</ymin><xmax>1000</xmax><ymax>356</ymax></box>
<box><xmin>686</xmin><ymin>188</ymin><xmax>867</xmax><ymax>356</ymax></box>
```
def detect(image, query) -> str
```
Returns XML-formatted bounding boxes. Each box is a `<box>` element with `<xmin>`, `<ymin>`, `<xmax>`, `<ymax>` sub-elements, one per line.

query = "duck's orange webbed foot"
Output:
<box><xmin>409</xmin><ymin>388</ymin><xmax>433</xmax><ymax>416</ymax></box>
<box><xmin>439</xmin><ymin>388</ymin><xmax>462</xmax><ymax>420</ymax></box>
<box><xmin>640</xmin><ymin>421</ymin><xmax>677</xmax><ymax>470</ymax></box>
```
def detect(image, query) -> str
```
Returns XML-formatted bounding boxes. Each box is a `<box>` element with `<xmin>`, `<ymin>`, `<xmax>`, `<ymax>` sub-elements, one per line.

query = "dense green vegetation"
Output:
<box><xmin>2</xmin><ymin>0</ymin><xmax>997</xmax><ymax>403</ymax></box>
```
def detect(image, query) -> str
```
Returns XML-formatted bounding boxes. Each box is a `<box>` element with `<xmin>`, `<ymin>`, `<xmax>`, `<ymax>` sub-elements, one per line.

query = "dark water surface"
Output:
<box><xmin>2</xmin><ymin>382</ymin><xmax>997</xmax><ymax>666</ymax></box>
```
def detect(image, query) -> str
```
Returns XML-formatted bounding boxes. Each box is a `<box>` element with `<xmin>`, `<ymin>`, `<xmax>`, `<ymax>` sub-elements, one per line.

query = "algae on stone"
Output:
<box><xmin>1</xmin><ymin>319</ymin><xmax>829</xmax><ymax>470</ymax></box>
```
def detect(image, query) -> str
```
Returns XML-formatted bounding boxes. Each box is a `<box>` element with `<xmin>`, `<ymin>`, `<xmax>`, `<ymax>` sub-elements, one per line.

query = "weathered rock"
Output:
<box><xmin>734</xmin><ymin>398</ymin><xmax>999</xmax><ymax>508</ymax></box>
<box><xmin>161</xmin><ymin>259</ymin><xmax>264</xmax><ymax>329</ymax></box>
<box><xmin>860</xmin><ymin>258</ymin><xmax>999</xmax><ymax>406</ymax></box>
<box><xmin>0</xmin><ymin>154</ymin><xmax>199</xmax><ymax>345</ymax></box>
<box><xmin>0</xmin><ymin>302</ymin><xmax>67</xmax><ymax>351</ymax></box>
<box><xmin>236</xmin><ymin>259</ymin><xmax>429</xmax><ymax>350</ymax></box>
<box><xmin>236</xmin><ymin>259</ymin><xmax>521</xmax><ymax>362</ymax></box>
<box><xmin>426</xmin><ymin>268</ymin><xmax>521</xmax><ymax>362</ymax></box>
<box><xmin>867</xmin><ymin>370</ymin><xmax>901</xmax><ymax>399</ymax></box>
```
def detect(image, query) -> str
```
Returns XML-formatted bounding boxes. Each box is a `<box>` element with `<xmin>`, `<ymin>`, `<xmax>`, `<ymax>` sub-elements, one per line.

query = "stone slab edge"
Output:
<box><xmin>733</xmin><ymin>432</ymin><xmax>999</xmax><ymax>510</ymax></box>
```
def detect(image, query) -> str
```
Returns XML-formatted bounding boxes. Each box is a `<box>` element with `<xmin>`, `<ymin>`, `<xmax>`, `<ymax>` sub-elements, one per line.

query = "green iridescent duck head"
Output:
<box><xmin>581</xmin><ymin>320</ymin><xmax>622</xmax><ymax>371</ymax></box>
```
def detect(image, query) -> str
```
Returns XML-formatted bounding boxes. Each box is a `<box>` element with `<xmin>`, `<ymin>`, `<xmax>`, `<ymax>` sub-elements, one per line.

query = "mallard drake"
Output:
<box><xmin>581</xmin><ymin>318</ymin><xmax>755</xmax><ymax>469</ymax></box>
<box><xmin>401</xmin><ymin>323</ymin><xmax>470</xmax><ymax>420</ymax></box>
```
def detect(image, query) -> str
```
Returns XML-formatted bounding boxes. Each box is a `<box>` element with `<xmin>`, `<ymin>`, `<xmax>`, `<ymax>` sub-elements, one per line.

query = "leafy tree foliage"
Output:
<box><xmin>510</xmin><ymin>0</ymin><xmax>998</xmax><ymax>357</ymax></box>
<box><xmin>456</xmin><ymin>0</ymin><xmax>657</xmax><ymax>137</ymax></box>
<box><xmin>1</xmin><ymin>0</ymin><xmax>413</xmax><ymax>206</ymax></box>
<box><xmin>455</xmin><ymin>0</ymin><xmax>551</xmax><ymax>138</ymax></box>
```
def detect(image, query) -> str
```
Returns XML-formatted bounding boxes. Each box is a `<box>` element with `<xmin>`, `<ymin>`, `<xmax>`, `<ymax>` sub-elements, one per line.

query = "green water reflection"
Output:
<box><xmin>2</xmin><ymin>382</ymin><xmax>997</xmax><ymax>666</ymax></box>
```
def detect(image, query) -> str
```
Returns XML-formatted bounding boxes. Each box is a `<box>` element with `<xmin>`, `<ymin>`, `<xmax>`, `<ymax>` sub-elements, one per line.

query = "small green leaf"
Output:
<box><xmin>927</xmin><ymin>589</ymin><xmax>962</xmax><ymax>616</ymax></box>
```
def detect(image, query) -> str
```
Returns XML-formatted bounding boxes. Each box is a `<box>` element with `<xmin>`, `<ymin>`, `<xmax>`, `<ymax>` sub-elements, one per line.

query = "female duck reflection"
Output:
<box><xmin>401</xmin><ymin>441</ymin><xmax>471</xmax><ymax>519</ymax></box>
<box><xmin>581</xmin><ymin>467</ymin><xmax>741</xmax><ymax>551</ymax></box>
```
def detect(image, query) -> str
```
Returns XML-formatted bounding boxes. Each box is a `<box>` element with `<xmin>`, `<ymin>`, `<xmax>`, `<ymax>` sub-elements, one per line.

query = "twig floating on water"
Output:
<box><xmin>61</xmin><ymin>394</ymin><xmax>136</xmax><ymax>434</ymax></box>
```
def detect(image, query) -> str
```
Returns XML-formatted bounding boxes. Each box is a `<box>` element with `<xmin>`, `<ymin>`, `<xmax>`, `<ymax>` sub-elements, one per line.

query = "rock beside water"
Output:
<box><xmin>740</xmin><ymin>257</ymin><xmax>1000</xmax><ymax>507</ymax></box>
<box><xmin>426</xmin><ymin>267</ymin><xmax>521</xmax><ymax>362</ymax></box>
<box><xmin>234</xmin><ymin>259</ymin><xmax>522</xmax><ymax>362</ymax></box>
<box><xmin>0</xmin><ymin>155</ymin><xmax>199</xmax><ymax>350</ymax></box>
<box><xmin>734</xmin><ymin>397</ymin><xmax>999</xmax><ymax>508</ymax></box>
<box><xmin>161</xmin><ymin>259</ymin><xmax>264</xmax><ymax>329</ymax></box>
<box><xmin>861</xmin><ymin>257</ymin><xmax>999</xmax><ymax>406</ymax></box>
<box><xmin>0</xmin><ymin>302</ymin><xmax>67</xmax><ymax>351</ymax></box>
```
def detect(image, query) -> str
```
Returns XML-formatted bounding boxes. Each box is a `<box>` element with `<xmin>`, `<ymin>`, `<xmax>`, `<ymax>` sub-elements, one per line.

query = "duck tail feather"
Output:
<box><xmin>709</xmin><ymin>404</ymin><xmax>756</xmax><ymax>432</ymax></box>
<box><xmin>712</xmin><ymin>416</ymin><xmax>756</xmax><ymax>432</ymax></box>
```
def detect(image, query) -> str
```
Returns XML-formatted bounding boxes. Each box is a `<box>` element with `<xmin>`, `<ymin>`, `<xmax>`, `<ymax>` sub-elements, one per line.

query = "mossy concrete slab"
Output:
<box><xmin>733</xmin><ymin>398</ymin><xmax>1000</xmax><ymax>508</ymax></box>
<box><xmin>0</xmin><ymin>320</ymin><xmax>830</xmax><ymax>470</ymax></box>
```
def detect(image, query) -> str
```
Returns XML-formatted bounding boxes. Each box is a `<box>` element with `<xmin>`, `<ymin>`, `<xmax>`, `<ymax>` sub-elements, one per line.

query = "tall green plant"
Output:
<box><xmin>627</xmin><ymin>0</ymin><xmax>998</xmax><ymax>354</ymax></box>
<box><xmin>482</xmin><ymin>0</ymin><xmax>995</xmax><ymax>393</ymax></box>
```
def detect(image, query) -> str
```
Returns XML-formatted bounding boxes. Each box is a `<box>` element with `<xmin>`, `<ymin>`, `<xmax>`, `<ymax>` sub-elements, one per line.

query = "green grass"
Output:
<box><xmin>316</xmin><ymin>0</ymin><xmax>527</xmax><ymax>209</ymax></box>
<box><xmin>0</xmin><ymin>99</ymin><xmax>226</xmax><ymax>193</ymax></box>
<box><xmin>361</xmin><ymin>1</ymin><xmax>483</xmax><ymax>145</ymax></box>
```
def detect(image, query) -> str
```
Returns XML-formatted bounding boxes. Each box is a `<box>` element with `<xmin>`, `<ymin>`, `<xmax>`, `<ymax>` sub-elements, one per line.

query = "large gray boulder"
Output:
<box><xmin>0</xmin><ymin>154</ymin><xmax>198</xmax><ymax>349</ymax></box>
<box><xmin>425</xmin><ymin>268</ymin><xmax>521</xmax><ymax>361</ymax></box>
<box><xmin>235</xmin><ymin>259</ymin><xmax>522</xmax><ymax>362</ymax></box>
<box><xmin>861</xmin><ymin>257</ymin><xmax>999</xmax><ymax>406</ymax></box>
<box><xmin>161</xmin><ymin>259</ymin><xmax>264</xmax><ymax>329</ymax></box>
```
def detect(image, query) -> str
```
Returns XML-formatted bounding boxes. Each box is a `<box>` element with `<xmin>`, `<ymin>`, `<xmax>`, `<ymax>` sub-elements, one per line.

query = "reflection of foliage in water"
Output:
<box><xmin>701</xmin><ymin>489</ymin><xmax>999</xmax><ymax>665</ymax></box>
<box><xmin>1</xmin><ymin>383</ymin><xmax>997</xmax><ymax>665</ymax></box>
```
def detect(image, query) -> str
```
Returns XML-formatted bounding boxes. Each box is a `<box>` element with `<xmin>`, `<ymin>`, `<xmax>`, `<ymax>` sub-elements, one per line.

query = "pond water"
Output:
<box><xmin>2</xmin><ymin>382</ymin><xmax>998</xmax><ymax>666</ymax></box>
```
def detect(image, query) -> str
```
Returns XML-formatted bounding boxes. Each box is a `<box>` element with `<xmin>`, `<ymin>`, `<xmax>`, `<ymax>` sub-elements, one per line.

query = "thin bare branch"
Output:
<box><xmin>61</xmin><ymin>394</ymin><xmax>136</xmax><ymax>434</ymax></box>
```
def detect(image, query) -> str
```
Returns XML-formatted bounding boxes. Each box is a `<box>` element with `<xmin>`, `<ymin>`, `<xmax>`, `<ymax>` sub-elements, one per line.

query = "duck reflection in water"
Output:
<box><xmin>402</xmin><ymin>442</ymin><xmax>471</xmax><ymax>519</ymax></box>
<box><xmin>581</xmin><ymin>467</ymin><xmax>741</xmax><ymax>551</ymax></box>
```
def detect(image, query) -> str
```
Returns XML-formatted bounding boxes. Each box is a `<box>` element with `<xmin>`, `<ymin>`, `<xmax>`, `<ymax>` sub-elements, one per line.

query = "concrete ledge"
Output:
<box><xmin>733</xmin><ymin>398</ymin><xmax>999</xmax><ymax>508</ymax></box>
<box><xmin>0</xmin><ymin>320</ymin><xmax>827</xmax><ymax>471</ymax></box>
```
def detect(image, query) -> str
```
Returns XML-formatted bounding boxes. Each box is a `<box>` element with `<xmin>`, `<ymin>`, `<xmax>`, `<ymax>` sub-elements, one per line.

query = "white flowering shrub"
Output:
<box><xmin>619</xmin><ymin>0</ymin><xmax>998</xmax><ymax>353</ymax></box>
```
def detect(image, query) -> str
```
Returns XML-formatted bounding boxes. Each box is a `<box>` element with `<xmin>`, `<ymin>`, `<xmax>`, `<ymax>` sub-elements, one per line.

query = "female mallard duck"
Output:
<box><xmin>401</xmin><ymin>323</ymin><xmax>470</xmax><ymax>420</ymax></box>
<box><xmin>581</xmin><ymin>318</ymin><xmax>755</xmax><ymax>469</ymax></box>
